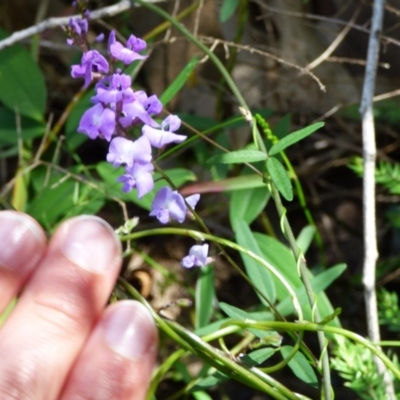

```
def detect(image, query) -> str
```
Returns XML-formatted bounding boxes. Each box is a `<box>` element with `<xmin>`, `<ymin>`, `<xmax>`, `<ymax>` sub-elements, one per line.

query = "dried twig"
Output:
<box><xmin>199</xmin><ymin>36</ymin><xmax>326</xmax><ymax>91</ymax></box>
<box><xmin>0</xmin><ymin>0</ymin><xmax>166</xmax><ymax>51</ymax></box>
<box><xmin>360</xmin><ymin>0</ymin><xmax>396</xmax><ymax>398</ymax></box>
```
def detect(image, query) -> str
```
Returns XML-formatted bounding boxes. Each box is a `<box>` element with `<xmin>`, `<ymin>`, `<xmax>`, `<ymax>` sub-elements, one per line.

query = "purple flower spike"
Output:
<box><xmin>150</xmin><ymin>187</ymin><xmax>187</xmax><ymax>224</ymax></box>
<box><xmin>142</xmin><ymin>115</ymin><xmax>187</xmax><ymax>149</ymax></box>
<box><xmin>118</xmin><ymin>162</ymin><xmax>154</xmax><ymax>198</ymax></box>
<box><xmin>107</xmin><ymin>136</ymin><xmax>152</xmax><ymax>167</ymax></box>
<box><xmin>71</xmin><ymin>50</ymin><xmax>109</xmax><ymax>87</ymax></box>
<box><xmin>78</xmin><ymin>103</ymin><xmax>115</xmax><ymax>141</ymax></box>
<box><xmin>181</xmin><ymin>244</ymin><xmax>211</xmax><ymax>268</ymax></box>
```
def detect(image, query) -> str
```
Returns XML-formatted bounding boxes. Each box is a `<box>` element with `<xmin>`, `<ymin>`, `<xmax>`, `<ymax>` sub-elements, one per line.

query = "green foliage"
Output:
<box><xmin>219</xmin><ymin>0</ymin><xmax>240</xmax><ymax>22</ymax></box>
<box><xmin>195</xmin><ymin>265</ymin><xmax>216</xmax><ymax>329</ymax></box>
<box><xmin>378</xmin><ymin>288</ymin><xmax>400</xmax><ymax>332</ymax></box>
<box><xmin>280</xmin><ymin>345</ymin><xmax>318</xmax><ymax>388</ymax></box>
<box><xmin>350</xmin><ymin>157</ymin><xmax>400</xmax><ymax>195</ymax></box>
<box><xmin>331</xmin><ymin>338</ymin><xmax>400</xmax><ymax>400</ymax></box>
<box><xmin>160</xmin><ymin>55</ymin><xmax>200</xmax><ymax>105</ymax></box>
<box><xmin>0</xmin><ymin>30</ymin><xmax>46</xmax><ymax>122</ymax></box>
<box><xmin>269</xmin><ymin>122</ymin><xmax>324</xmax><ymax>156</ymax></box>
<box><xmin>3</xmin><ymin>2</ymin><xmax>400</xmax><ymax>399</ymax></box>
<box><xmin>207</xmin><ymin>149</ymin><xmax>267</xmax><ymax>164</ymax></box>
<box><xmin>266</xmin><ymin>156</ymin><xmax>293</xmax><ymax>201</ymax></box>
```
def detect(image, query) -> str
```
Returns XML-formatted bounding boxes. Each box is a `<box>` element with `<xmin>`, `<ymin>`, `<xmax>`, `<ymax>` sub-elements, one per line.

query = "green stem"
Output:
<box><xmin>269</xmin><ymin>184</ymin><xmax>332</xmax><ymax>399</ymax></box>
<box><xmin>119</xmin><ymin>278</ymin><xmax>302</xmax><ymax>400</ymax></box>
<box><xmin>224</xmin><ymin>319</ymin><xmax>400</xmax><ymax>380</ymax></box>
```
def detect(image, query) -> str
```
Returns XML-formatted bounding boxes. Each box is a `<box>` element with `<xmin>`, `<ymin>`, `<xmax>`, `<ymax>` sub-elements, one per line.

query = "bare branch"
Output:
<box><xmin>360</xmin><ymin>0</ymin><xmax>396</xmax><ymax>398</ymax></box>
<box><xmin>0</xmin><ymin>0</ymin><xmax>167</xmax><ymax>51</ymax></box>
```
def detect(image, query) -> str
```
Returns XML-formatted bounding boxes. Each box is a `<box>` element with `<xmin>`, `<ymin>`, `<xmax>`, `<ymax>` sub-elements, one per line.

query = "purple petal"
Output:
<box><xmin>181</xmin><ymin>255</ymin><xmax>196</xmax><ymax>268</ymax></box>
<box><xmin>107</xmin><ymin>137</ymin><xmax>135</xmax><ymax>167</ymax></box>
<box><xmin>166</xmin><ymin>192</ymin><xmax>187</xmax><ymax>223</ymax></box>
<box><xmin>108</xmin><ymin>30</ymin><xmax>116</xmax><ymax>54</ymax></box>
<box><xmin>150</xmin><ymin>187</ymin><xmax>172</xmax><ymax>214</ymax></box>
<box><xmin>127</xmin><ymin>35</ymin><xmax>147</xmax><ymax>52</ymax></box>
<box><xmin>186</xmin><ymin>194</ymin><xmax>200</xmax><ymax>210</ymax></box>
<box><xmin>142</xmin><ymin>125</ymin><xmax>187</xmax><ymax>148</ymax></box>
<box><xmin>161</xmin><ymin>115</ymin><xmax>181</xmax><ymax>132</ymax></box>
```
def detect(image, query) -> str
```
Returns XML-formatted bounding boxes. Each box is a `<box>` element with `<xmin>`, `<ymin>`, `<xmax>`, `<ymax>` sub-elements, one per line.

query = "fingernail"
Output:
<box><xmin>102</xmin><ymin>301</ymin><xmax>157</xmax><ymax>360</ymax></box>
<box><xmin>0</xmin><ymin>211</ymin><xmax>45</xmax><ymax>271</ymax></box>
<box><xmin>60</xmin><ymin>215</ymin><xmax>121</xmax><ymax>273</ymax></box>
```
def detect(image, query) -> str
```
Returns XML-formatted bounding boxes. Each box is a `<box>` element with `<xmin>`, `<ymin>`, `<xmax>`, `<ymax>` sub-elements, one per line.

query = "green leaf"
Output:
<box><xmin>219</xmin><ymin>0</ymin><xmax>240</xmax><ymax>22</ymax></box>
<box><xmin>281</xmin><ymin>345</ymin><xmax>318</xmax><ymax>388</ymax></box>
<box><xmin>160</xmin><ymin>56</ymin><xmax>200</xmax><ymax>105</ymax></box>
<box><xmin>229</xmin><ymin>185</ymin><xmax>270</xmax><ymax>225</ymax></box>
<box><xmin>96</xmin><ymin>162</ymin><xmax>197</xmax><ymax>210</ymax></box>
<box><xmin>233</xmin><ymin>219</ymin><xmax>276</xmax><ymax>305</ymax></box>
<box><xmin>241</xmin><ymin>348</ymin><xmax>275</xmax><ymax>367</ymax></box>
<box><xmin>296</xmin><ymin>225</ymin><xmax>316</xmax><ymax>254</ymax></box>
<box><xmin>65</xmin><ymin>90</ymin><xmax>94</xmax><ymax>150</ymax></box>
<box><xmin>27</xmin><ymin>168</ymin><xmax>105</xmax><ymax>227</ymax></box>
<box><xmin>208</xmin><ymin>150</ymin><xmax>267</xmax><ymax>164</ymax></box>
<box><xmin>195</xmin><ymin>265</ymin><xmax>215</xmax><ymax>329</ymax></box>
<box><xmin>277</xmin><ymin>264</ymin><xmax>347</xmax><ymax>322</ymax></box>
<box><xmin>0</xmin><ymin>107</ymin><xmax>45</xmax><ymax>146</ymax></box>
<box><xmin>0</xmin><ymin>31</ymin><xmax>46</xmax><ymax>121</ymax></box>
<box><xmin>269</xmin><ymin>122</ymin><xmax>324</xmax><ymax>156</ymax></box>
<box><xmin>252</xmin><ymin>233</ymin><xmax>300</xmax><ymax>299</ymax></box>
<box><xmin>191</xmin><ymin>372</ymin><xmax>229</xmax><ymax>391</ymax></box>
<box><xmin>219</xmin><ymin>303</ymin><xmax>279</xmax><ymax>342</ymax></box>
<box><xmin>193</xmin><ymin>391</ymin><xmax>214</xmax><ymax>400</ymax></box>
<box><xmin>266</xmin><ymin>157</ymin><xmax>293</xmax><ymax>201</ymax></box>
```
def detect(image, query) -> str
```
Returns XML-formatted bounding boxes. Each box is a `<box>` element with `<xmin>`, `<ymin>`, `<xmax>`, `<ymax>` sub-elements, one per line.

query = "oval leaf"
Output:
<box><xmin>266</xmin><ymin>157</ymin><xmax>293</xmax><ymax>201</ymax></box>
<box><xmin>208</xmin><ymin>150</ymin><xmax>267</xmax><ymax>164</ymax></box>
<box><xmin>281</xmin><ymin>345</ymin><xmax>318</xmax><ymax>388</ymax></box>
<box><xmin>269</xmin><ymin>122</ymin><xmax>324</xmax><ymax>156</ymax></box>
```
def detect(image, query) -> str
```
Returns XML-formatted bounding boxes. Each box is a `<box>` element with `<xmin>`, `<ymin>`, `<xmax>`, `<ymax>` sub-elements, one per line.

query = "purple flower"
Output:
<box><xmin>71</xmin><ymin>50</ymin><xmax>109</xmax><ymax>87</ymax></box>
<box><xmin>142</xmin><ymin>115</ymin><xmax>187</xmax><ymax>148</ymax></box>
<box><xmin>142</xmin><ymin>94</ymin><xmax>162</xmax><ymax>116</ymax></box>
<box><xmin>118</xmin><ymin>162</ymin><xmax>154</xmax><ymax>198</ymax></box>
<box><xmin>68</xmin><ymin>17</ymin><xmax>88</xmax><ymax>37</ymax></box>
<box><xmin>127</xmin><ymin>34</ymin><xmax>147</xmax><ymax>52</ymax></box>
<box><xmin>78</xmin><ymin>103</ymin><xmax>115</xmax><ymax>141</ymax></box>
<box><xmin>109</xmin><ymin>35</ymin><xmax>147</xmax><ymax>65</ymax></box>
<box><xmin>181</xmin><ymin>244</ymin><xmax>211</xmax><ymax>268</ymax></box>
<box><xmin>107</xmin><ymin>136</ymin><xmax>152</xmax><ymax>167</ymax></box>
<box><xmin>119</xmin><ymin>94</ymin><xmax>158</xmax><ymax>128</ymax></box>
<box><xmin>149</xmin><ymin>186</ymin><xmax>200</xmax><ymax>224</ymax></box>
<box><xmin>95</xmin><ymin>73</ymin><xmax>134</xmax><ymax>104</ymax></box>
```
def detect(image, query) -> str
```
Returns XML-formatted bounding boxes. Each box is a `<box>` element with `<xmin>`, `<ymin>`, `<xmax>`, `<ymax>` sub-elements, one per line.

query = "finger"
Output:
<box><xmin>61</xmin><ymin>301</ymin><xmax>158</xmax><ymax>400</ymax></box>
<box><xmin>0</xmin><ymin>215</ymin><xmax>122</xmax><ymax>400</ymax></box>
<box><xmin>0</xmin><ymin>211</ymin><xmax>47</xmax><ymax>314</ymax></box>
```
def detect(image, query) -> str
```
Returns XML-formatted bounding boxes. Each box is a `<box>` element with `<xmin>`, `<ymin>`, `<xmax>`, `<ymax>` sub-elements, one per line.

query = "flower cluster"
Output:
<box><xmin>70</xmin><ymin>28</ymin><xmax>188</xmax><ymax>198</ymax></box>
<box><xmin>67</xmin><ymin>2</ymin><xmax>207</xmax><ymax>266</ymax></box>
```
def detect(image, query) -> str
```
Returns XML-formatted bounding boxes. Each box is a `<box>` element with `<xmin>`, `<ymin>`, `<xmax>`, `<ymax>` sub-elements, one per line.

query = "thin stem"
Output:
<box><xmin>269</xmin><ymin>184</ymin><xmax>332</xmax><ymax>399</ymax></box>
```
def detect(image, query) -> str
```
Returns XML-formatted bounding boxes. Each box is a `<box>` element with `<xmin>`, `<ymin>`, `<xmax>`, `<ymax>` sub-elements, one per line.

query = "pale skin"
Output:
<box><xmin>0</xmin><ymin>211</ymin><xmax>158</xmax><ymax>400</ymax></box>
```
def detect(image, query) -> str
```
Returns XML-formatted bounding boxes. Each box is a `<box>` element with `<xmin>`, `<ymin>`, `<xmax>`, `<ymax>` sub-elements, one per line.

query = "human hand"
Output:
<box><xmin>0</xmin><ymin>211</ymin><xmax>158</xmax><ymax>400</ymax></box>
